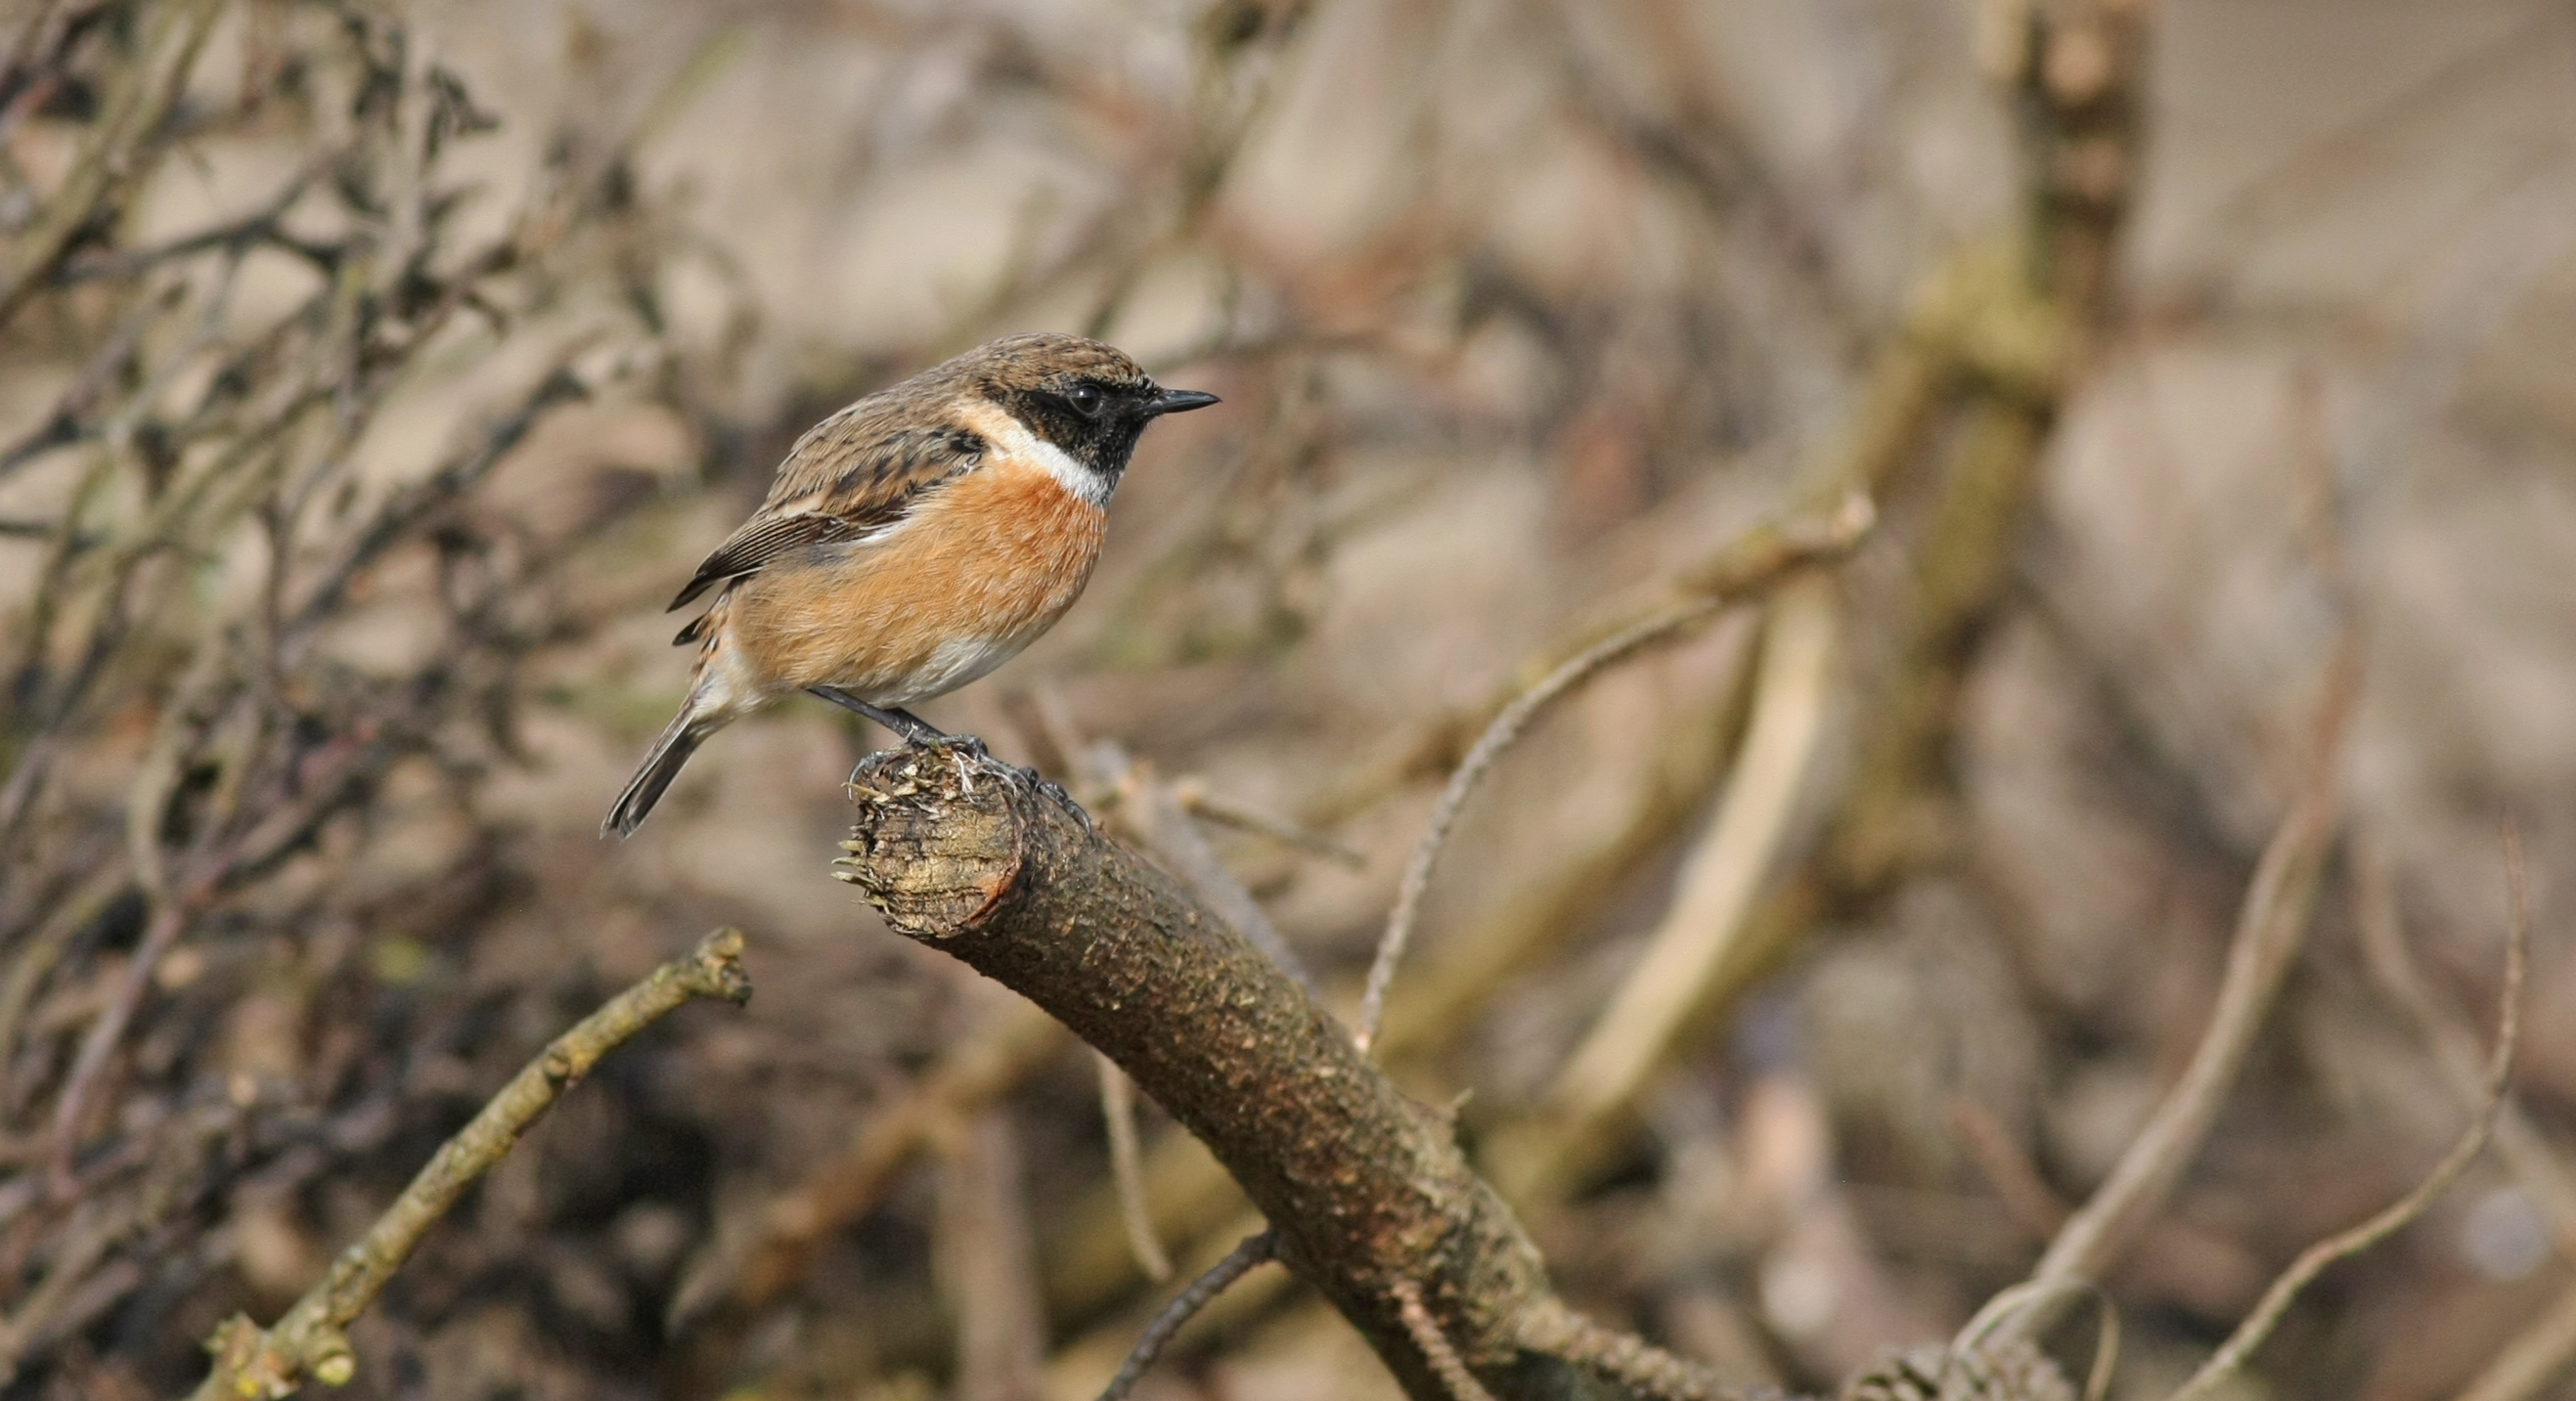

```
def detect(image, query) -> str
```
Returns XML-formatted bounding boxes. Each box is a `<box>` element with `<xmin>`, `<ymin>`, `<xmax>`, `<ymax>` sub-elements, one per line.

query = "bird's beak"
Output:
<box><xmin>1146</xmin><ymin>387</ymin><xmax>1221</xmax><ymax>416</ymax></box>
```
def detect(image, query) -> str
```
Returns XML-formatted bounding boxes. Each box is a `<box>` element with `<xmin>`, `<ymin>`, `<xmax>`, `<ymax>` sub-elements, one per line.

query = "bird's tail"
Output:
<box><xmin>603</xmin><ymin>704</ymin><xmax>715</xmax><ymax>838</ymax></box>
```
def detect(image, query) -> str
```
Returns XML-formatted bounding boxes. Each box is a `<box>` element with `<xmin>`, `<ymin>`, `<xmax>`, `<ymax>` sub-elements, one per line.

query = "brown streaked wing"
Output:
<box><xmin>667</xmin><ymin>418</ymin><xmax>988</xmax><ymax>611</ymax></box>
<box><xmin>666</xmin><ymin>512</ymin><xmax>866</xmax><ymax>610</ymax></box>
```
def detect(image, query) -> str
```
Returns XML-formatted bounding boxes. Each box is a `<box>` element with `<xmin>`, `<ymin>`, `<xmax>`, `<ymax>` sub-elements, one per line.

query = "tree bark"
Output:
<box><xmin>834</xmin><ymin>745</ymin><xmax>1725</xmax><ymax>1401</ymax></box>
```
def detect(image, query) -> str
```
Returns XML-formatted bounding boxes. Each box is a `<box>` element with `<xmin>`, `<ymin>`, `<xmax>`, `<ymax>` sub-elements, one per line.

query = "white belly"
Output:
<box><xmin>866</xmin><ymin>631</ymin><xmax>1034</xmax><ymax>706</ymax></box>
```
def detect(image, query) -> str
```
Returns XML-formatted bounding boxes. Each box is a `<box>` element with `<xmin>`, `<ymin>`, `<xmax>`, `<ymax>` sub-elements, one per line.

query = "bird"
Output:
<box><xmin>602</xmin><ymin>331</ymin><xmax>1219</xmax><ymax>837</ymax></box>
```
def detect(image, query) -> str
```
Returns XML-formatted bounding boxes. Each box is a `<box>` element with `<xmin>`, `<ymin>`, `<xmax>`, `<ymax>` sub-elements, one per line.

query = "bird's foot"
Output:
<box><xmin>807</xmin><ymin>688</ymin><xmax>1089</xmax><ymax>828</ymax></box>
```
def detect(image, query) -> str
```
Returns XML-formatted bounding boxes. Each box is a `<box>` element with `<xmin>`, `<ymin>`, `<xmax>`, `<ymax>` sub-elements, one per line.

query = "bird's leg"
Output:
<box><xmin>810</xmin><ymin>688</ymin><xmax>956</xmax><ymax>748</ymax></box>
<box><xmin>815</xmin><ymin>689</ymin><xmax>944</xmax><ymax>797</ymax></box>
<box><xmin>812</xmin><ymin>689</ymin><xmax>999</xmax><ymax>811</ymax></box>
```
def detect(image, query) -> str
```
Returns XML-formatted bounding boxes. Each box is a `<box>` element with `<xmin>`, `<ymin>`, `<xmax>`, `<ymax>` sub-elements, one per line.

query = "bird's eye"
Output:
<box><xmin>1065</xmin><ymin>384</ymin><xmax>1104</xmax><ymax>416</ymax></box>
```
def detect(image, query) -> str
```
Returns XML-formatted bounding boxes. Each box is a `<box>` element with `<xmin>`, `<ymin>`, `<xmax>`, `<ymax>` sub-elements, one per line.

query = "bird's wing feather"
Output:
<box><xmin>666</xmin><ymin>410</ymin><xmax>987</xmax><ymax>612</ymax></box>
<box><xmin>665</xmin><ymin>512</ymin><xmax>866</xmax><ymax>610</ymax></box>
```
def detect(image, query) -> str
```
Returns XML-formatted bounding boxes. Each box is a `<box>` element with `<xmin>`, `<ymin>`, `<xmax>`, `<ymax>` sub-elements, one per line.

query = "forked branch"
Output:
<box><xmin>2167</xmin><ymin>828</ymin><xmax>2531</xmax><ymax>1400</ymax></box>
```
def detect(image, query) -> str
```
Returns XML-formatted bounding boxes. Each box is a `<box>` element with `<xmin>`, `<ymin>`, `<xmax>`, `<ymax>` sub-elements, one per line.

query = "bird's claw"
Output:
<box><xmin>1017</xmin><ymin>766</ymin><xmax>1092</xmax><ymax>833</ymax></box>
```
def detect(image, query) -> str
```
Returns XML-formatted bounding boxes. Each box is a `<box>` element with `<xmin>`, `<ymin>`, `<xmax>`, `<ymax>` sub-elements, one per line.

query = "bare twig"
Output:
<box><xmin>50</xmin><ymin>729</ymin><xmax>389</xmax><ymax>1196</ymax></box>
<box><xmin>1958</xmin><ymin>1280</ymin><xmax>2118</xmax><ymax>1401</ymax></box>
<box><xmin>1100</xmin><ymin>1052</ymin><xmax>1174</xmax><ymax>1282</ymax></box>
<box><xmin>45</xmin><ymin>898</ymin><xmax>197</xmax><ymax>1197</ymax></box>
<box><xmin>1516</xmin><ymin>1295</ymin><xmax>1737</xmax><ymax>1401</ymax></box>
<box><xmin>1171</xmin><ymin>779</ymin><xmax>1365</xmax><ymax>867</ymax></box>
<box><xmin>0</xmin><ymin>4</ymin><xmax>705</xmax><ymax>1385</ymax></box>
<box><xmin>1953</xmin><ymin>1098</ymin><xmax>2073</xmax><ymax>1240</ymax></box>
<box><xmin>0</xmin><ymin>0</ymin><xmax>224</xmax><ymax>326</ymax></box>
<box><xmin>189</xmin><ymin>929</ymin><xmax>752</xmax><ymax>1401</ymax></box>
<box><xmin>0</xmin><ymin>860</ymin><xmax>129</xmax><ymax>1100</ymax></box>
<box><xmin>1094</xmin><ymin>1229</ymin><xmax>1277</xmax><ymax>1401</ymax></box>
<box><xmin>2354</xmin><ymin>835</ymin><xmax>2576</xmax><ymax>1257</ymax></box>
<box><xmin>1298</xmin><ymin>609</ymin><xmax>1759</xmax><ymax>1205</ymax></box>
<box><xmin>2167</xmin><ymin>825</ymin><xmax>2529</xmax><ymax>1401</ymax></box>
<box><xmin>1546</xmin><ymin>573</ymin><xmax>1838</xmax><ymax>1118</ymax></box>
<box><xmin>1355</xmin><ymin>494</ymin><xmax>1874</xmax><ymax>1053</ymax></box>
<box><xmin>1396</xmin><ymin>1278</ymin><xmax>1501</xmax><ymax>1401</ymax></box>
<box><xmin>936</xmin><ymin>1111</ymin><xmax>1049</xmax><ymax>1401</ymax></box>
<box><xmin>2008</xmin><ymin>646</ymin><xmax>2358</xmax><ymax>1322</ymax></box>
<box><xmin>1355</xmin><ymin>594</ymin><xmax>1721</xmax><ymax>1053</ymax></box>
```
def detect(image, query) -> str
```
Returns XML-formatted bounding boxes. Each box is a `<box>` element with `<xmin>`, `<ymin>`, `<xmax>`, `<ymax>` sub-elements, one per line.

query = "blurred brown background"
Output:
<box><xmin>1</xmin><ymin>0</ymin><xmax>2572</xmax><ymax>1397</ymax></box>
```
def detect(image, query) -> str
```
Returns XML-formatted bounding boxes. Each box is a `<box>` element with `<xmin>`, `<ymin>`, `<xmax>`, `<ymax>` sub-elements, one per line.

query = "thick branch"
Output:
<box><xmin>834</xmin><ymin>749</ymin><xmax>1734</xmax><ymax>1401</ymax></box>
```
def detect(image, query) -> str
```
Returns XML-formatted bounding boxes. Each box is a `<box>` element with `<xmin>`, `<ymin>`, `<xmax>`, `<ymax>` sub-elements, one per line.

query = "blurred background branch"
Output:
<box><xmin>190</xmin><ymin>927</ymin><xmax>750</xmax><ymax>1401</ymax></box>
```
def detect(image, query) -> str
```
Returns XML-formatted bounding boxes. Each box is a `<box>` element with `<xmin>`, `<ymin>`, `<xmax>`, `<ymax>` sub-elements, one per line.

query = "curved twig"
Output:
<box><xmin>1515</xmin><ymin>1295</ymin><xmax>1741</xmax><ymax>1401</ymax></box>
<box><xmin>2167</xmin><ymin>826</ymin><xmax>2529</xmax><ymax>1401</ymax></box>
<box><xmin>1094</xmin><ymin>1230</ymin><xmax>1277</xmax><ymax>1401</ymax></box>
<box><xmin>2012</xmin><ymin>644</ymin><xmax>2358</xmax><ymax>1313</ymax></box>
<box><xmin>189</xmin><ymin>929</ymin><xmax>752</xmax><ymax>1401</ymax></box>
<box><xmin>1546</xmin><ymin>574</ymin><xmax>1837</xmax><ymax>1118</ymax></box>
<box><xmin>1355</xmin><ymin>495</ymin><xmax>1874</xmax><ymax>1053</ymax></box>
<box><xmin>1396</xmin><ymin>1278</ymin><xmax>1500</xmax><ymax>1401</ymax></box>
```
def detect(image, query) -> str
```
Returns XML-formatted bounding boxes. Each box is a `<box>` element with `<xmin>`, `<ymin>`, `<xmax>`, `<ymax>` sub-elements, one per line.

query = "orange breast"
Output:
<box><xmin>723</xmin><ymin>460</ymin><xmax>1108</xmax><ymax>703</ymax></box>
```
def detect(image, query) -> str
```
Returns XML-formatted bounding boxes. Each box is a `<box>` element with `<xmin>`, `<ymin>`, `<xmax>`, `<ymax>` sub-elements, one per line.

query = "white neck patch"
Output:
<box><xmin>982</xmin><ymin>407</ymin><xmax>1112</xmax><ymax>508</ymax></box>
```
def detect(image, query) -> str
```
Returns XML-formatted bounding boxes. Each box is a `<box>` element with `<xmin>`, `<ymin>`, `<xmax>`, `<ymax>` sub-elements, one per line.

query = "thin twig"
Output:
<box><xmin>1514</xmin><ymin>1295</ymin><xmax>1740</xmax><ymax>1401</ymax></box>
<box><xmin>1093</xmin><ymin>1229</ymin><xmax>1277</xmax><ymax>1401</ymax></box>
<box><xmin>1957</xmin><ymin>1279</ymin><xmax>2118</xmax><ymax>1401</ymax></box>
<box><xmin>1952</xmin><ymin>1097</ymin><xmax>2073</xmax><ymax>1239</ymax></box>
<box><xmin>0</xmin><ymin>279</ymin><xmax>184</xmax><ymax>483</ymax></box>
<box><xmin>45</xmin><ymin>898</ymin><xmax>199</xmax><ymax>1199</ymax></box>
<box><xmin>2167</xmin><ymin>824</ymin><xmax>2529</xmax><ymax>1401</ymax></box>
<box><xmin>1394</xmin><ymin>1279</ymin><xmax>1499</xmax><ymax>1401</ymax></box>
<box><xmin>1172</xmin><ymin>779</ymin><xmax>1365</xmax><ymax>867</ymax></box>
<box><xmin>1545</xmin><ymin>574</ymin><xmax>1837</xmax><ymax>1117</ymax></box>
<box><xmin>1355</xmin><ymin>494</ymin><xmax>1874</xmax><ymax>1053</ymax></box>
<box><xmin>1099</xmin><ymin>1052</ymin><xmax>1173</xmax><ymax>1282</ymax></box>
<box><xmin>0</xmin><ymin>0</ymin><xmax>224</xmax><ymax>326</ymax></box>
<box><xmin>2353</xmin><ymin>834</ymin><xmax>2576</xmax><ymax>1258</ymax></box>
<box><xmin>189</xmin><ymin>929</ymin><xmax>752</xmax><ymax>1401</ymax></box>
<box><xmin>2012</xmin><ymin>645</ymin><xmax>2358</xmax><ymax>1317</ymax></box>
<box><xmin>49</xmin><ymin>727</ymin><xmax>388</xmax><ymax>1197</ymax></box>
<box><xmin>0</xmin><ymin>860</ymin><xmax>129</xmax><ymax>1101</ymax></box>
<box><xmin>1355</xmin><ymin>596</ymin><xmax>1721</xmax><ymax>1052</ymax></box>
<box><xmin>935</xmin><ymin>1111</ymin><xmax>1049</xmax><ymax>1401</ymax></box>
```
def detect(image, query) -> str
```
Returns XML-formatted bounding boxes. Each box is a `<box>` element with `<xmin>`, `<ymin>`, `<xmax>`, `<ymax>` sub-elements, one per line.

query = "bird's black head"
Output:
<box><xmin>959</xmin><ymin>332</ymin><xmax>1220</xmax><ymax>485</ymax></box>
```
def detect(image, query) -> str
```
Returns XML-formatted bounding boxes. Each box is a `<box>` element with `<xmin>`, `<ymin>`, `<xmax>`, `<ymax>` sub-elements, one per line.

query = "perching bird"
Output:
<box><xmin>603</xmin><ymin>332</ymin><xmax>1219</xmax><ymax>837</ymax></box>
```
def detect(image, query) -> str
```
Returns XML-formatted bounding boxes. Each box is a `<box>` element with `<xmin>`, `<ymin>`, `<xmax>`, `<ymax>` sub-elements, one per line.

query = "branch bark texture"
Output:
<box><xmin>835</xmin><ymin>748</ymin><xmax>1729</xmax><ymax>1401</ymax></box>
